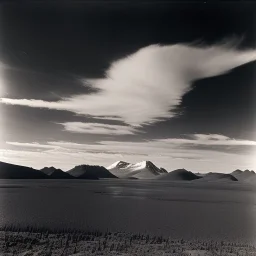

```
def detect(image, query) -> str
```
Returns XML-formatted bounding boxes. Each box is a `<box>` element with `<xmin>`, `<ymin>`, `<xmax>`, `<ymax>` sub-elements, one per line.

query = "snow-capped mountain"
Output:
<box><xmin>107</xmin><ymin>160</ymin><xmax>167</xmax><ymax>179</ymax></box>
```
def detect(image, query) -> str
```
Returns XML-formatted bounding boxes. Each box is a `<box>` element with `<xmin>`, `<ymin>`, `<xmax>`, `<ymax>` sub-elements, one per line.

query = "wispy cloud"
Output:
<box><xmin>6</xmin><ymin>141</ymin><xmax>58</xmax><ymax>149</ymax></box>
<box><xmin>1</xmin><ymin>42</ymin><xmax>256</xmax><ymax>126</ymax></box>
<box><xmin>57</xmin><ymin>122</ymin><xmax>140</xmax><ymax>135</ymax></box>
<box><xmin>157</xmin><ymin>134</ymin><xmax>256</xmax><ymax>146</ymax></box>
<box><xmin>7</xmin><ymin>134</ymin><xmax>256</xmax><ymax>155</ymax></box>
<box><xmin>0</xmin><ymin>61</ymin><xmax>9</xmax><ymax>97</ymax></box>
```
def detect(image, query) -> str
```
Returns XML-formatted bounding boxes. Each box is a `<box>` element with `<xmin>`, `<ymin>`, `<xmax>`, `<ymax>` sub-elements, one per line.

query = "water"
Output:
<box><xmin>0</xmin><ymin>179</ymin><xmax>256</xmax><ymax>243</ymax></box>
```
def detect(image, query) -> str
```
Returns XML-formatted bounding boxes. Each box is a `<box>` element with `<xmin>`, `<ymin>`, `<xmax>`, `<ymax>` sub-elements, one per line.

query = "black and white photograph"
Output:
<box><xmin>0</xmin><ymin>1</ymin><xmax>256</xmax><ymax>255</ymax></box>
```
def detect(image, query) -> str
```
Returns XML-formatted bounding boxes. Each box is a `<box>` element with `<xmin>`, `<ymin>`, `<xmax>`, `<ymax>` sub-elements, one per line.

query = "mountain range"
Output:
<box><xmin>195</xmin><ymin>172</ymin><xmax>238</xmax><ymax>182</ymax></box>
<box><xmin>0</xmin><ymin>160</ymin><xmax>255</xmax><ymax>183</ymax></box>
<box><xmin>40</xmin><ymin>167</ymin><xmax>74</xmax><ymax>179</ymax></box>
<box><xmin>231</xmin><ymin>169</ymin><xmax>256</xmax><ymax>182</ymax></box>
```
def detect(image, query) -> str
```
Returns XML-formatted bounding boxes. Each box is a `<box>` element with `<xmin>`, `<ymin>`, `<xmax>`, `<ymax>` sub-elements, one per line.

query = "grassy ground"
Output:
<box><xmin>0</xmin><ymin>226</ymin><xmax>256</xmax><ymax>256</ymax></box>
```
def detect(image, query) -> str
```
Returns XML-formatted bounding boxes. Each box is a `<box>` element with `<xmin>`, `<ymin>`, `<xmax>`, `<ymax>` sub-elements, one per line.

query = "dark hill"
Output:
<box><xmin>40</xmin><ymin>167</ymin><xmax>74</xmax><ymax>179</ymax></box>
<box><xmin>0</xmin><ymin>161</ymin><xmax>48</xmax><ymax>179</ymax></box>
<box><xmin>232</xmin><ymin>169</ymin><xmax>243</xmax><ymax>176</ymax></box>
<box><xmin>67</xmin><ymin>165</ymin><xmax>117</xmax><ymax>180</ymax></box>
<box><xmin>196</xmin><ymin>172</ymin><xmax>238</xmax><ymax>182</ymax></box>
<box><xmin>231</xmin><ymin>169</ymin><xmax>255</xmax><ymax>181</ymax></box>
<box><xmin>156</xmin><ymin>168</ymin><xmax>200</xmax><ymax>181</ymax></box>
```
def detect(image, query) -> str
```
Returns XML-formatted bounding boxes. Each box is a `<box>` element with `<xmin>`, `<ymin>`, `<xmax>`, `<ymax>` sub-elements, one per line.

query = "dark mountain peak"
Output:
<box><xmin>157</xmin><ymin>168</ymin><xmax>200</xmax><ymax>181</ymax></box>
<box><xmin>141</xmin><ymin>161</ymin><xmax>163</xmax><ymax>175</ymax></box>
<box><xmin>75</xmin><ymin>164</ymin><xmax>107</xmax><ymax>169</ymax></box>
<box><xmin>160</xmin><ymin>167</ymin><xmax>168</xmax><ymax>173</ymax></box>
<box><xmin>232</xmin><ymin>169</ymin><xmax>243</xmax><ymax>174</ymax></box>
<box><xmin>244</xmin><ymin>169</ymin><xmax>255</xmax><ymax>174</ymax></box>
<box><xmin>0</xmin><ymin>161</ymin><xmax>48</xmax><ymax>179</ymax></box>
<box><xmin>142</xmin><ymin>160</ymin><xmax>156</xmax><ymax>168</ymax></box>
<box><xmin>232</xmin><ymin>169</ymin><xmax>255</xmax><ymax>175</ymax></box>
<box><xmin>68</xmin><ymin>164</ymin><xmax>117</xmax><ymax>180</ymax></box>
<box><xmin>173</xmin><ymin>168</ymin><xmax>188</xmax><ymax>173</ymax></box>
<box><xmin>40</xmin><ymin>166</ymin><xmax>74</xmax><ymax>179</ymax></box>
<box><xmin>41</xmin><ymin>166</ymin><xmax>61</xmax><ymax>173</ymax></box>
<box><xmin>144</xmin><ymin>160</ymin><xmax>156</xmax><ymax>167</ymax></box>
<box><xmin>0</xmin><ymin>161</ymin><xmax>32</xmax><ymax>169</ymax></box>
<box><xmin>203</xmin><ymin>173</ymin><xmax>238</xmax><ymax>181</ymax></box>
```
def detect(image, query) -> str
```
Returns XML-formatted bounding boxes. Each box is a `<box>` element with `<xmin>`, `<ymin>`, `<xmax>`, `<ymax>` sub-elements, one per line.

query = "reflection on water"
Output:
<box><xmin>106</xmin><ymin>186</ymin><xmax>153</xmax><ymax>199</ymax></box>
<box><xmin>0</xmin><ymin>179</ymin><xmax>255</xmax><ymax>243</ymax></box>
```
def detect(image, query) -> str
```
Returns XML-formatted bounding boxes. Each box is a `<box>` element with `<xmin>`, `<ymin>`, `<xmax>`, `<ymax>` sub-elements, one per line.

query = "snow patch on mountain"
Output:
<box><xmin>107</xmin><ymin>160</ymin><xmax>167</xmax><ymax>179</ymax></box>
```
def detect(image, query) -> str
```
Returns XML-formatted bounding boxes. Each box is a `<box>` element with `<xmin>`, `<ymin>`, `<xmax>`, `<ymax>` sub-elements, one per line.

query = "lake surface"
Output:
<box><xmin>0</xmin><ymin>179</ymin><xmax>256</xmax><ymax>243</ymax></box>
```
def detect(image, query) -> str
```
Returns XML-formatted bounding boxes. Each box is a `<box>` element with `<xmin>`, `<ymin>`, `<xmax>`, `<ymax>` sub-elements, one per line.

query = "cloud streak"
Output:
<box><xmin>1</xmin><ymin>42</ymin><xmax>256</xmax><ymax>126</ymax></box>
<box><xmin>57</xmin><ymin>122</ymin><xmax>139</xmax><ymax>135</ymax></box>
<box><xmin>158</xmin><ymin>134</ymin><xmax>256</xmax><ymax>146</ymax></box>
<box><xmin>6</xmin><ymin>141</ymin><xmax>58</xmax><ymax>149</ymax></box>
<box><xmin>6</xmin><ymin>133</ymin><xmax>256</xmax><ymax>156</ymax></box>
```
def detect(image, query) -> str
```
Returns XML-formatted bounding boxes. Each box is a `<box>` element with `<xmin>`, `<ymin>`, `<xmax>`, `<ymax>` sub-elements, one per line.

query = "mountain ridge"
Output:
<box><xmin>195</xmin><ymin>172</ymin><xmax>238</xmax><ymax>182</ymax></box>
<box><xmin>40</xmin><ymin>167</ymin><xmax>74</xmax><ymax>179</ymax></box>
<box><xmin>0</xmin><ymin>160</ymin><xmax>255</xmax><ymax>182</ymax></box>
<box><xmin>231</xmin><ymin>169</ymin><xmax>255</xmax><ymax>182</ymax></box>
<box><xmin>156</xmin><ymin>168</ymin><xmax>201</xmax><ymax>181</ymax></box>
<box><xmin>0</xmin><ymin>161</ymin><xmax>49</xmax><ymax>179</ymax></box>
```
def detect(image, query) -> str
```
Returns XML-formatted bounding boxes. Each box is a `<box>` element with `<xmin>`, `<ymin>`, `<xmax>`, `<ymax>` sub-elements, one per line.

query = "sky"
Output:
<box><xmin>0</xmin><ymin>2</ymin><xmax>256</xmax><ymax>172</ymax></box>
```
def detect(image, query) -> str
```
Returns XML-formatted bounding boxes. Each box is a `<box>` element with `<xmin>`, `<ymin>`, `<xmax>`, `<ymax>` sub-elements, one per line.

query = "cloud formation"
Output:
<box><xmin>7</xmin><ymin>134</ymin><xmax>256</xmax><ymax>153</ymax></box>
<box><xmin>0</xmin><ymin>61</ymin><xmax>9</xmax><ymax>97</ymax></box>
<box><xmin>158</xmin><ymin>134</ymin><xmax>256</xmax><ymax>146</ymax></box>
<box><xmin>57</xmin><ymin>122</ymin><xmax>139</xmax><ymax>135</ymax></box>
<box><xmin>1</xmin><ymin>43</ymin><xmax>256</xmax><ymax>126</ymax></box>
<box><xmin>6</xmin><ymin>141</ymin><xmax>58</xmax><ymax>149</ymax></box>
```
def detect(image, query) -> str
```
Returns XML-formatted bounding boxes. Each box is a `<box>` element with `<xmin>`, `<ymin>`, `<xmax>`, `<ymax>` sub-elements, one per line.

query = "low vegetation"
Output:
<box><xmin>0</xmin><ymin>226</ymin><xmax>256</xmax><ymax>255</ymax></box>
